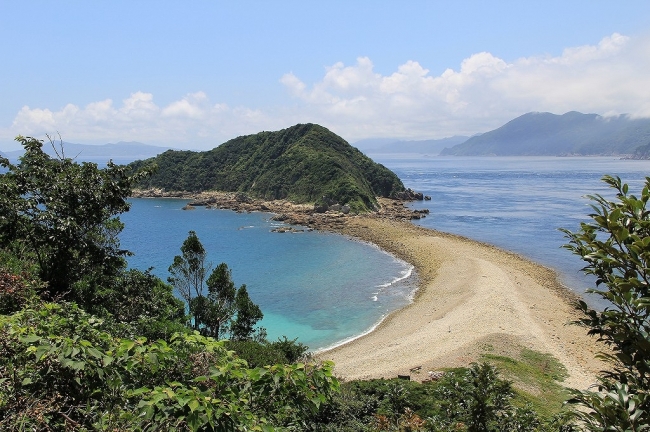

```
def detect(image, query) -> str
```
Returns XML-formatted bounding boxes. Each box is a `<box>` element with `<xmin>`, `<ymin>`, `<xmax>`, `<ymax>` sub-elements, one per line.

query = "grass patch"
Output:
<box><xmin>483</xmin><ymin>348</ymin><xmax>570</xmax><ymax>420</ymax></box>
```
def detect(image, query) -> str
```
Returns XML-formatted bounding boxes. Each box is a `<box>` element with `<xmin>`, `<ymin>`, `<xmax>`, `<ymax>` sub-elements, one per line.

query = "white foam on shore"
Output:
<box><xmin>375</xmin><ymin>265</ymin><xmax>414</xmax><ymax>289</ymax></box>
<box><xmin>313</xmin><ymin>263</ymin><xmax>418</xmax><ymax>354</ymax></box>
<box><xmin>313</xmin><ymin>313</ymin><xmax>390</xmax><ymax>354</ymax></box>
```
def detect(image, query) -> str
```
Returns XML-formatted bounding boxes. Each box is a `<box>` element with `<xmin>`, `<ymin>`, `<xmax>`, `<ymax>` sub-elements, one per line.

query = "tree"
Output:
<box><xmin>1</xmin><ymin>300</ymin><xmax>339</xmax><ymax>431</ymax></box>
<box><xmin>168</xmin><ymin>232</ymin><xmax>263</xmax><ymax>340</ymax></box>
<box><xmin>94</xmin><ymin>268</ymin><xmax>187</xmax><ymax>341</ymax></box>
<box><xmin>167</xmin><ymin>230</ymin><xmax>210</xmax><ymax>330</ymax></box>
<box><xmin>204</xmin><ymin>262</ymin><xmax>237</xmax><ymax>339</ymax></box>
<box><xmin>231</xmin><ymin>284</ymin><xmax>264</xmax><ymax>341</ymax></box>
<box><xmin>561</xmin><ymin>175</ymin><xmax>650</xmax><ymax>430</ymax></box>
<box><xmin>0</xmin><ymin>136</ymin><xmax>151</xmax><ymax>303</ymax></box>
<box><xmin>427</xmin><ymin>363</ymin><xmax>541</xmax><ymax>431</ymax></box>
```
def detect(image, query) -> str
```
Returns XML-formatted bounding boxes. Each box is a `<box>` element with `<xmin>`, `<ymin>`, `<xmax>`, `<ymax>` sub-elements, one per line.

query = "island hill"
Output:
<box><xmin>128</xmin><ymin>123</ymin><xmax>426</xmax><ymax>220</ymax></box>
<box><xmin>440</xmin><ymin>111</ymin><xmax>650</xmax><ymax>156</ymax></box>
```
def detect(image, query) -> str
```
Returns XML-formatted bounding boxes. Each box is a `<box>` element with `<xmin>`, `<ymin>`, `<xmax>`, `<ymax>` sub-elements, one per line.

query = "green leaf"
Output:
<box><xmin>188</xmin><ymin>398</ymin><xmax>200</xmax><ymax>413</ymax></box>
<box><xmin>19</xmin><ymin>334</ymin><xmax>41</xmax><ymax>344</ymax></box>
<box><xmin>86</xmin><ymin>347</ymin><xmax>103</xmax><ymax>359</ymax></box>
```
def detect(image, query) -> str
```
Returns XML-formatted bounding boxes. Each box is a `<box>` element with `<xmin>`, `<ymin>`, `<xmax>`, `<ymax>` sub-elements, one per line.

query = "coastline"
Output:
<box><xmin>316</xmin><ymin>217</ymin><xmax>605</xmax><ymax>390</ymax></box>
<box><xmin>131</xmin><ymin>190</ymin><xmax>606</xmax><ymax>390</ymax></box>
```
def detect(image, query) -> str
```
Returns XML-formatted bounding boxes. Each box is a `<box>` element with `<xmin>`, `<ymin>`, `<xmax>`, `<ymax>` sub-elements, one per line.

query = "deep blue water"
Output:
<box><xmin>383</xmin><ymin>156</ymin><xmax>649</xmax><ymax>307</ymax></box>
<box><xmin>120</xmin><ymin>156</ymin><xmax>649</xmax><ymax>349</ymax></box>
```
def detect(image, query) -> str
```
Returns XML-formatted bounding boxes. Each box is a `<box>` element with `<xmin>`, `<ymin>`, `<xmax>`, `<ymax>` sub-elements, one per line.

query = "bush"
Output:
<box><xmin>0</xmin><ymin>301</ymin><xmax>339</xmax><ymax>430</ymax></box>
<box><xmin>561</xmin><ymin>175</ymin><xmax>650</xmax><ymax>430</ymax></box>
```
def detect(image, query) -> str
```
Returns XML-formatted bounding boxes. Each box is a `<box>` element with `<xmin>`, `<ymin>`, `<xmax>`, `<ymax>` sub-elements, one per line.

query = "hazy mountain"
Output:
<box><xmin>353</xmin><ymin>138</ymin><xmax>402</xmax><ymax>150</ymax></box>
<box><xmin>1</xmin><ymin>141</ymin><xmax>173</xmax><ymax>163</ymax></box>
<box><xmin>440</xmin><ymin>111</ymin><xmax>650</xmax><ymax>156</ymax></box>
<box><xmin>630</xmin><ymin>142</ymin><xmax>650</xmax><ymax>160</ymax></box>
<box><xmin>354</xmin><ymin>136</ymin><xmax>469</xmax><ymax>156</ymax></box>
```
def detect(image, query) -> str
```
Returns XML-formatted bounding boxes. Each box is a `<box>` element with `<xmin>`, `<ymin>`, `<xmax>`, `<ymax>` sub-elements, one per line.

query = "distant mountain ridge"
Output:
<box><xmin>128</xmin><ymin>124</ymin><xmax>406</xmax><ymax>212</ymax></box>
<box><xmin>441</xmin><ymin>111</ymin><xmax>650</xmax><ymax>156</ymax></box>
<box><xmin>630</xmin><ymin>142</ymin><xmax>650</xmax><ymax>160</ymax></box>
<box><xmin>355</xmin><ymin>136</ymin><xmax>469</xmax><ymax>156</ymax></box>
<box><xmin>1</xmin><ymin>141</ymin><xmax>172</xmax><ymax>163</ymax></box>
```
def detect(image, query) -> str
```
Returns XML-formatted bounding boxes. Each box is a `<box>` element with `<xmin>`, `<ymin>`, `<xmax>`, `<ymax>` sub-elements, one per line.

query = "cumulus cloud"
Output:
<box><xmin>280</xmin><ymin>33</ymin><xmax>650</xmax><ymax>140</ymax></box>
<box><xmin>3</xmin><ymin>33</ymin><xmax>649</xmax><ymax>147</ymax></box>
<box><xmin>3</xmin><ymin>92</ymin><xmax>283</xmax><ymax>148</ymax></box>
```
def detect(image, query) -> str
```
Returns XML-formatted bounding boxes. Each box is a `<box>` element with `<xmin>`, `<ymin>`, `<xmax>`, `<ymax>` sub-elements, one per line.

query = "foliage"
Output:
<box><xmin>91</xmin><ymin>268</ymin><xmax>188</xmax><ymax>341</ymax></box>
<box><xmin>426</xmin><ymin>363</ymin><xmax>543</xmax><ymax>431</ymax></box>
<box><xmin>128</xmin><ymin>124</ymin><xmax>405</xmax><ymax>212</ymax></box>
<box><xmin>0</xmin><ymin>252</ymin><xmax>44</xmax><ymax>315</ymax></box>
<box><xmin>0</xmin><ymin>271</ymin><xmax>37</xmax><ymax>316</ymax></box>
<box><xmin>304</xmin><ymin>363</ymin><xmax>547</xmax><ymax>431</ymax></box>
<box><xmin>204</xmin><ymin>262</ymin><xmax>238</xmax><ymax>339</ymax></box>
<box><xmin>0</xmin><ymin>135</ymin><xmax>151</xmax><ymax>301</ymax></box>
<box><xmin>561</xmin><ymin>175</ymin><xmax>650</xmax><ymax>430</ymax></box>
<box><xmin>0</xmin><ymin>301</ymin><xmax>339</xmax><ymax>431</ymax></box>
<box><xmin>231</xmin><ymin>285</ymin><xmax>264</xmax><ymax>341</ymax></box>
<box><xmin>168</xmin><ymin>230</ymin><xmax>211</xmax><ymax>331</ymax></box>
<box><xmin>226</xmin><ymin>337</ymin><xmax>310</xmax><ymax>369</ymax></box>
<box><xmin>168</xmin><ymin>231</ymin><xmax>264</xmax><ymax>340</ymax></box>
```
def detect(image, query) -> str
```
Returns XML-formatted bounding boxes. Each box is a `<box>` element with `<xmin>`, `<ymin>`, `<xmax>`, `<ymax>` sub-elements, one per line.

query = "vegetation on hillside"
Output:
<box><xmin>128</xmin><ymin>124</ymin><xmax>405</xmax><ymax>212</ymax></box>
<box><xmin>2</xmin><ymin>135</ymin><xmax>650</xmax><ymax>430</ymax></box>
<box><xmin>0</xmin><ymin>137</ymin><xmax>338</xmax><ymax>430</ymax></box>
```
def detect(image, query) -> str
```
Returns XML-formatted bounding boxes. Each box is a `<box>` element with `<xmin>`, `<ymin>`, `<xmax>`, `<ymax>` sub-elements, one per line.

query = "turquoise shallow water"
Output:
<box><xmin>120</xmin><ymin>200</ymin><xmax>415</xmax><ymax>351</ymax></box>
<box><xmin>120</xmin><ymin>156</ymin><xmax>649</xmax><ymax>349</ymax></box>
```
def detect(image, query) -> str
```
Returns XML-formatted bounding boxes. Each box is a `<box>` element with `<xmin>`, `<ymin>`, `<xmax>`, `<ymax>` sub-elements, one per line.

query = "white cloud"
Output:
<box><xmin>3</xmin><ymin>92</ymin><xmax>283</xmax><ymax>148</ymax></box>
<box><xmin>161</xmin><ymin>92</ymin><xmax>209</xmax><ymax>119</ymax></box>
<box><xmin>278</xmin><ymin>33</ymin><xmax>650</xmax><ymax>140</ymax></box>
<box><xmin>3</xmin><ymin>33</ymin><xmax>649</xmax><ymax>147</ymax></box>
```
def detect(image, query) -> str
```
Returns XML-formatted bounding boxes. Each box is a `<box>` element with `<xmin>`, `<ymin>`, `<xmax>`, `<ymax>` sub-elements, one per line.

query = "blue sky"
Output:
<box><xmin>1</xmin><ymin>1</ymin><xmax>650</xmax><ymax>150</ymax></box>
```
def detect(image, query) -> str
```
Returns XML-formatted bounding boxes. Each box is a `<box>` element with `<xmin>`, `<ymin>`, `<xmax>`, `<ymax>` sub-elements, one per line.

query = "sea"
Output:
<box><xmin>120</xmin><ymin>156</ymin><xmax>649</xmax><ymax>351</ymax></box>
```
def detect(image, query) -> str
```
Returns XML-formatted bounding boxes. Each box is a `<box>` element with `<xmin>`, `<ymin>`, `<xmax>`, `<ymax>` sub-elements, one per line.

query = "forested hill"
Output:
<box><xmin>128</xmin><ymin>124</ymin><xmax>406</xmax><ymax>212</ymax></box>
<box><xmin>440</xmin><ymin>111</ymin><xmax>650</xmax><ymax>156</ymax></box>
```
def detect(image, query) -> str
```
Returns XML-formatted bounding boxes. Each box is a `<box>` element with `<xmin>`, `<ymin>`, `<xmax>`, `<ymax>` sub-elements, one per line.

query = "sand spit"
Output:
<box><xmin>317</xmin><ymin>217</ymin><xmax>605</xmax><ymax>390</ymax></box>
<box><xmin>132</xmin><ymin>190</ymin><xmax>606</xmax><ymax>390</ymax></box>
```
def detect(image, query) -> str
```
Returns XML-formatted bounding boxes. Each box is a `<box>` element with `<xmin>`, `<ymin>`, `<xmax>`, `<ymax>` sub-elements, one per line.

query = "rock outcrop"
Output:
<box><xmin>132</xmin><ymin>189</ymin><xmax>431</xmax><ymax>233</ymax></box>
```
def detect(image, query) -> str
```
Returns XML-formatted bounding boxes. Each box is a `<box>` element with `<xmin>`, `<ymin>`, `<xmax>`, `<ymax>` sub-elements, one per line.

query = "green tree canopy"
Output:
<box><xmin>204</xmin><ymin>262</ymin><xmax>237</xmax><ymax>339</ymax></box>
<box><xmin>231</xmin><ymin>285</ymin><xmax>264</xmax><ymax>342</ymax></box>
<box><xmin>168</xmin><ymin>231</ymin><xmax>263</xmax><ymax>340</ymax></box>
<box><xmin>168</xmin><ymin>230</ymin><xmax>210</xmax><ymax>306</ymax></box>
<box><xmin>0</xmin><ymin>301</ymin><xmax>338</xmax><ymax>430</ymax></box>
<box><xmin>129</xmin><ymin>124</ymin><xmax>406</xmax><ymax>212</ymax></box>
<box><xmin>0</xmin><ymin>136</ymin><xmax>151</xmax><ymax>303</ymax></box>
<box><xmin>562</xmin><ymin>175</ymin><xmax>650</xmax><ymax>430</ymax></box>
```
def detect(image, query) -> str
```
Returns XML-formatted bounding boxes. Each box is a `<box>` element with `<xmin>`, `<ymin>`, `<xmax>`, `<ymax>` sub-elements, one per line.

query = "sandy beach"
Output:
<box><xmin>317</xmin><ymin>216</ymin><xmax>606</xmax><ymax>391</ymax></box>
<box><xmin>135</xmin><ymin>190</ymin><xmax>606</xmax><ymax>390</ymax></box>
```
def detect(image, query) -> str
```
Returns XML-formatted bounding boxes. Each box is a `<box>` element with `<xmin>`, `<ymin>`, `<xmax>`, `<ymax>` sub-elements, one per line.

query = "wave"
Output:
<box><xmin>375</xmin><ymin>265</ymin><xmax>414</xmax><ymax>289</ymax></box>
<box><xmin>314</xmin><ymin>265</ymin><xmax>418</xmax><ymax>353</ymax></box>
<box><xmin>313</xmin><ymin>313</ymin><xmax>389</xmax><ymax>354</ymax></box>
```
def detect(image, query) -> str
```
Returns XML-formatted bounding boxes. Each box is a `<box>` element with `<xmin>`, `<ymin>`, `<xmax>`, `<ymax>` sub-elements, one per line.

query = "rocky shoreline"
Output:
<box><xmin>130</xmin><ymin>188</ymin><xmax>604</xmax><ymax>388</ymax></box>
<box><xmin>130</xmin><ymin>188</ymin><xmax>431</xmax><ymax>232</ymax></box>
